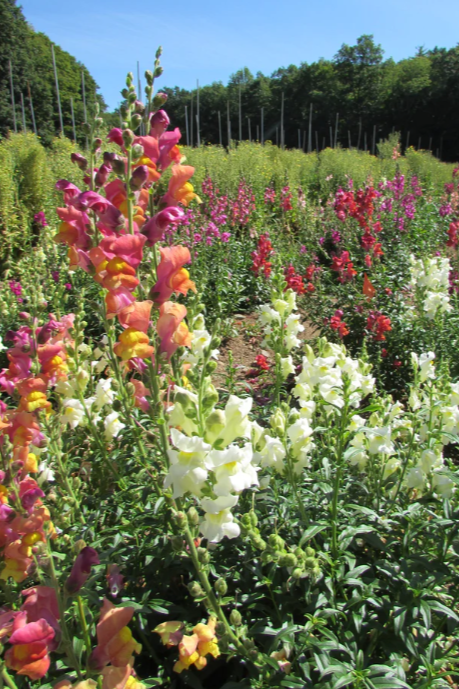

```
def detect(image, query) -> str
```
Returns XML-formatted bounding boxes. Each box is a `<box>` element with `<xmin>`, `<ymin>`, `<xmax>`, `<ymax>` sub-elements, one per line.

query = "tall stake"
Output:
<box><xmin>248</xmin><ymin>117</ymin><xmax>251</xmax><ymax>142</ymax></box>
<box><xmin>81</xmin><ymin>70</ymin><xmax>88</xmax><ymax>149</ymax></box>
<box><xmin>298</xmin><ymin>129</ymin><xmax>301</xmax><ymax>149</ymax></box>
<box><xmin>196</xmin><ymin>80</ymin><xmax>200</xmax><ymax>147</ymax></box>
<box><xmin>190</xmin><ymin>93</ymin><xmax>194</xmax><ymax>147</ymax></box>
<box><xmin>256</xmin><ymin>124</ymin><xmax>260</xmax><ymax>142</ymax></box>
<box><xmin>227</xmin><ymin>100</ymin><xmax>231</xmax><ymax>148</ymax></box>
<box><xmin>185</xmin><ymin>106</ymin><xmax>189</xmax><ymax>146</ymax></box>
<box><xmin>302</xmin><ymin>130</ymin><xmax>306</xmax><ymax>151</ymax></box>
<box><xmin>238</xmin><ymin>86</ymin><xmax>242</xmax><ymax>141</ymax></box>
<box><xmin>334</xmin><ymin>112</ymin><xmax>339</xmax><ymax>148</ymax></box>
<box><xmin>364</xmin><ymin>131</ymin><xmax>368</xmax><ymax>152</ymax></box>
<box><xmin>372</xmin><ymin>125</ymin><xmax>376</xmax><ymax>155</ymax></box>
<box><xmin>261</xmin><ymin>107</ymin><xmax>264</xmax><ymax>145</ymax></box>
<box><xmin>20</xmin><ymin>93</ymin><xmax>27</xmax><ymax>132</ymax></box>
<box><xmin>218</xmin><ymin>110</ymin><xmax>222</xmax><ymax>146</ymax></box>
<box><xmin>357</xmin><ymin>118</ymin><xmax>362</xmax><ymax>150</ymax></box>
<box><xmin>280</xmin><ymin>91</ymin><xmax>284</xmax><ymax>149</ymax></box>
<box><xmin>8</xmin><ymin>60</ymin><xmax>17</xmax><ymax>133</ymax></box>
<box><xmin>51</xmin><ymin>44</ymin><xmax>64</xmax><ymax>134</ymax></box>
<box><xmin>308</xmin><ymin>103</ymin><xmax>313</xmax><ymax>153</ymax></box>
<box><xmin>428</xmin><ymin>136</ymin><xmax>432</xmax><ymax>151</ymax></box>
<box><xmin>27</xmin><ymin>82</ymin><xmax>37</xmax><ymax>135</ymax></box>
<box><xmin>329</xmin><ymin>126</ymin><xmax>333</xmax><ymax>148</ymax></box>
<box><xmin>406</xmin><ymin>130</ymin><xmax>410</xmax><ymax>150</ymax></box>
<box><xmin>70</xmin><ymin>98</ymin><xmax>76</xmax><ymax>142</ymax></box>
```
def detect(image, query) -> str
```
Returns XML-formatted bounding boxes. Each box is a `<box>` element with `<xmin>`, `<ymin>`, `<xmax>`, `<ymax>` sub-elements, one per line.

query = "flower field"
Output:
<box><xmin>2</xmin><ymin>56</ymin><xmax>459</xmax><ymax>689</ymax></box>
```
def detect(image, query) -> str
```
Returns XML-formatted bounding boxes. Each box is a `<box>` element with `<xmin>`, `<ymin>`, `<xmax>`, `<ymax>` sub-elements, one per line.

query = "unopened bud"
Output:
<box><xmin>154</xmin><ymin>66</ymin><xmax>163</xmax><ymax>78</ymax></box>
<box><xmin>279</xmin><ymin>553</ymin><xmax>297</xmax><ymax>568</ymax></box>
<box><xmin>202</xmin><ymin>384</ymin><xmax>218</xmax><ymax>410</ymax></box>
<box><xmin>292</xmin><ymin>568</ymin><xmax>303</xmax><ymax>580</ymax></box>
<box><xmin>171</xmin><ymin>535</ymin><xmax>184</xmax><ymax>552</ymax></box>
<box><xmin>151</xmin><ymin>92</ymin><xmax>168</xmax><ymax>110</ymax></box>
<box><xmin>197</xmin><ymin>547</ymin><xmax>210</xmax><ymax>564</ymax></box>
<box><xmin>187</xmin><ymin>506</ymin><xmax>199</xmax><ymax>526</ymax></box>
<box><xmin>73</xmin><ymin>539</ymin><xmax>86</xmax><ymax>554</ymax></box>
<box><xmin>130</xmin><ymin>165</ymin><xmax>149</xmax><ymax>191</ymax></box>
<box><xmin>126</xmin><ymin>72</ymin><xmax>134</xmax><ymax>86</ymax></box>
<box><xmin>134</xmin><ymin>100</ymin><xmax>145</xmax><ymax>114</ymax></box>
<box><xmin>205</xmin><ymin>360</ymin><xmax>218</xmax><ymax>375</ymax></box>
<box><xmin>173</xmin><ymin>511</ymin><xmax>187</xmax><ymax>530</ymax></box>
<box><xmin>111</xmin><ymin>157</ymin><xmax>125</xmax><ymax>176</ymax></box>
<box><xmin>131</xmin><ymin>143</ymin><xmax>144</xmax><ymax>161</ymax></box>
<box><xmin>92</xmin><ymin>138</ymin><xmax>102</xmax><ymax>153</ymax></box>
<box><xmin>122</xmin><ymin>129</ymin><xmax>135</xmax><ymax>147</ymax></box>
<box><xmin>71</xmin><ymin>153</ymin><xmax>88</xmax><ymax>170</ymax></box>
<box><xmin>188</xmin><ymin>581</ymin><xmax>203</xmax><ymax>598</ymax></box>
<box><xmin>270</xmin><ymin>408</ymin><xmax>286</xmax><ymax>435</ymax></box>
<box><xmin>268</xmin><ymin>534</ymin><xmax>285</xmax><ymax>550</ymax></box>
<box><xmin>155</xmin><ymin>46</ymin><xmax>163</xmax><ymax>59</ymax></box>
<box><xmin>230</xmin><ymin>609</ymin><xmax>242</xmax><ymax>626</ymax></box>
<box><xmin>130</xmin><ymin>113</ymin><xmax>142</xmax><ymax>130</ymax></box>
<box><xmin>112</xmin><ymin>399</ymin><xmax>122</xmax><ymax>412</ymax></box>
<box><xmin>125</xmin><ymin>382</ymin><xmax>136</xmax><ymax>396</ymax></box>
<box><xmin>215</xmin><ymin>578</ymin><xmax>227</xmax><ymax>595</ymax></box>
<box><xmin>144</xmin><ymin>70</ymin><xmax>154</xmax><ymax>86</ymax></box>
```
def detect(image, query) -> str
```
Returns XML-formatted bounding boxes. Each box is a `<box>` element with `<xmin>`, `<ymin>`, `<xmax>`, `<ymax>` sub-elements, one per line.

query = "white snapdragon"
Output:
<box><xmin>410</xmin><ymin>255</ymin><xmax>452</xmax><ymax>320</ymax></box>
<box><xmin>200</xmin><ymin>495</ymin><xmax>241</xmax><ymax>542</ymax></box>
<box><xmin>165</xmin><ymin>430</ymin><xmax>211</xmax><ymax>498</ymax></box>
<box><xmin>210</xmin><ymin>444</ymin><xmax>259</xmax><ymax>496</ymax></box>
<box><xmin>95</xmin><ymin>378</ymin><xmax>115</xmax><ymax>409</ymax></box>
<box><xmin>61</xmin><ymin>399</ymin><xmax>85</xmax><ymax>429</ymax></box>
<box><xmin>104</xmin><ymin>412</ymin><xmax>125</xmax><ymax>440</ymax></box>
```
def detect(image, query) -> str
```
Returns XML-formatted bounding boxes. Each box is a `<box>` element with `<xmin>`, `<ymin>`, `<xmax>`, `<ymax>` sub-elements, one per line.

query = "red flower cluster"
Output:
<box><xmin>280</xmin><ymin>186</ymin><xmax>293</xmax><ymax>212</ymax></box>
<box><xmin>251</xmin><ymin>233</ymin><xmax>274</xmax><ymax>278</ymax></box>
<box><xmin>334</xmin><ymin>187</ymin><xmax>377</xmax><ymax>230</ymax></box>
<box><xmin>367</xmin><ymin>311</ymin><xmax>392</xmax><ymax>341</ymax></box>
<box><xmin>447</xmin><ymin>221</ymin><xmax>459</xmax><ymax>248</ymax></box>
<box><xmin>330</xmin><ymin>310</ymin><xmax>349</xmax><ymax>338</ymax></box>
<box><xmin>331</xmin><ymin>251</ymin><xmax>357</xmax><ymax>283</ymax></box>
<box><xmin>255</xmin><ymin>354</ymin><xmax>270</xmax><ymax>371</ymax></box>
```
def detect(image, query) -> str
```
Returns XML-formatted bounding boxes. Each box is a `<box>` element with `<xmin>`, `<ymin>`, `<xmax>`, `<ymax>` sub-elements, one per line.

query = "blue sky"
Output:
<box><xmin>21</xmin><ymin>0</ymin><xmax>459</xmax><ymax>111</ymax></box>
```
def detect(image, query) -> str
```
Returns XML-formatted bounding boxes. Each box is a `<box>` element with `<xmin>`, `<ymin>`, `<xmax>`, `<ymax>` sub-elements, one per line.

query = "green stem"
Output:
<box><xmin>1</xmin><ymin>668</ymin><xmax>19</xmax><ymax>689</ymax></box>
<box><xmin>126</xmin><ymin>147</ymin><xmax>134</xmax><ymax>235</ymax></box>
<box><xmin>77</xmin><ymin>595</ymin><xmax>93</xmax><ymax>669</ymax></box>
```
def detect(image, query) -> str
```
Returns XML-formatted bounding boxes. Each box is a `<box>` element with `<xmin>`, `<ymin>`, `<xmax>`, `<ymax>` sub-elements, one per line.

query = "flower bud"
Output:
<box><xmin>270</xmin><ymin>408</ymin><xmax>286</xmax><ymax>435</ymax></box>
<box><xmin>126</xmin><ymin>72</ymin><xmax>134</xmax><ymax>86</ymax></box>
<box><xmin>215</xmin><ymin>578</ymin><xmax>228</xmax><ymax>595</ymax></box>
<box><xmin>152</xmin><ymin>92</ymin><xmax>168</xmax><ymax>111</ymax></box>
<box><xmin>121</xmin><ymin>88</ymin><xmax>130</xmax><ymax>99</ymax></box>
<box><xmin>131</xmin><ymin>143</ymin><xmax>144</xmax><ymax>161</ymax></box>
<box><xmin>122</xmin><ymin>129</ymin><xmax>135</xmax><ymax>148</ymax></box>
<box><xmin>205</xmin><ymin>410</ymin><xmax>225</xmax><ymax>444</ymax></box>
<box><xmin>279</xmin><ymin>553</ymin><xmax>297</xmax><ymax>568</ymax></box>
<box><xmin>134</xmin><ymin>100</ymin><xmax>145</xmax><ymax>114</ymax></box>
<box><xmin>197</xmin><ymin>547</ymin><xmax>210</xmax><ymax>564</ymax></box>
<box><xmin>112</xmin><ymin>399</ymin><xmax>122</xmax><ymax>412</ymax></box>
<box><xmin>130</xmin><ymin>113</ymin><xmax>142</xmax><ymax>131</ymax></box>
<box><xmin>304</xmin><ymin>557</ymin><xmax>316</xmax><ymax>569</ymax></box>
<box><xmin>129</xmin><ymin>165</ymin><xmax>149</xmax><ymax>191</ymax></box>
<box><xmin>230</xmin><ymin>610</ymin><xmax>242</xmax><ymax>627</ymax></box>
<box><xmin>173</xmin><ymin>511</ymin><xmax>187</xmax><ymax>530</ymax></box>
<box><xmin>71</xmin><ymin>153</ymin><xmax>88</xmax><ymax>170</ymax></box>
<box><xmin>155</xmin><ymin>46</ymin><xmax>163</xmax><ymax>59</ymax></box>
<box><xmin>82</xmin><ymin>122</ymin><xmax>92</xmax><ymax>135</ymax></box>
<box><xmin>171</xmin><ymin>535</ymin><xmax>184</xmax><ymax>552</ymax></box>
<box><xmin>154</xmin><ymin>66</ymin><xmax>164</xmax><ymax>78</ymax></box>
<box><xmin>92</xmin><ymin>138</ymin><xmax>102</xmax><ymax>154</ymax></box>
<box><xmin>305</xmin><ymin>547</ymin><xmax>315</xmax><ymax>557</ymax></box>
<box><xmin>292</xmin><ymin>568</ymin><xmax>303</xmax><ymax>580</ymax></box>
<box><xmin>144</xmin><ymin>70</ymin><xmax>154</xmax><ymax>86</ymax></box>
<box><xmin>202</xmin><ymin>384</ymin><xmax>219</xmax><ymax>410</ymax></box>
<box><xmin>187</xmin><ymin>506</ymin><xmax>199</xmax><ymax>526</ymax></box>
<box><xmin>205</xmin><ymin>360</ymin><xmax>218</xmax><ymax>375</ymax></box>
<box><xmin>73</xmin><ymin>539</ymin><xmax>86</xmax><ymax>554</ymax></box>
<box><xmin>251</xmin><ymin>536</ymin><xmax>266</xmax><ymax>550</ymax></box>
<box><xmin>268</xmin><ymin>534</ymin><xmax>285</xmax><ymax>550</ymax></box>
<box><xmin>125</xmin><ymin>382</ymin><xmax>136</xmax><ymax>396</ymax></box>
<box><xmin>188</xmin><ymin>581</ymin><xmax>203</xmax><ymax>598</ymax></box>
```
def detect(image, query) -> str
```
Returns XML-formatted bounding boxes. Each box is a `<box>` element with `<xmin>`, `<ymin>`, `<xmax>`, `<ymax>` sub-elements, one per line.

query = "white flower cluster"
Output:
<box><xmin>166</xmin><ymin>391</ymin><xmax>259</xmax><ymax>542</ymax></box>
<box><xmin>255</xmin><ymin>340</ymin><xmax>375</xmax><ymax>476</ymax></box>
<box><xmin>409</xmin><ymin>254</ymin><xmax>452</xmax><ymax>320</ymax></box>
<box><xmin>57</xmin><ymin>374</ymin><xmax>125</xmax><ymax>441</ymax></box>
<box><xmin>345</xmin><ymin>351</ymin><xmax>458</xmax><ymax>498</ymax></box>
<box><xmin>180</xmin><ymin>313</ymin><xmax>219</xmax><ymax>369</ymax></box>
<box><xmin>259</xmin><ymin>289</ymin><xmax>304</xmax><ymax>376</ymax></box>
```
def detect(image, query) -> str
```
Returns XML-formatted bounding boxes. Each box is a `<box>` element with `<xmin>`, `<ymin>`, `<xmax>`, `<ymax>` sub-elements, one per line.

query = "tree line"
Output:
<box><xmin>158</xmin><ymin>35</ymin><xmax>459</xmax><ymax>161</ymax></box>
<box><xmin>0</xmin><ymin>0</ymin><xmax>103</xmax><ymax>145</ymax></box>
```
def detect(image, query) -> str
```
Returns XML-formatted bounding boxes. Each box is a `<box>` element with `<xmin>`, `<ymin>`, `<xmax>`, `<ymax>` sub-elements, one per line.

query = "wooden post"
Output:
<box><xmin>440</xmin><ymin>136</ymin><xmax>443</xmax><ymax>160</ymax></box>
<box><xmin>261</xmin><ymin>107</ymin><xmax>264</xmax><ymax>145</ymax></box>
<box><xmin>8</xmin><ymin>60</ymin><xmax>17</xmax><ymax>133</ymax></box>
<box><xmin>238</xmin><ymin>86</ymin><xmax>242</xmax><ymax>141</ymax></box>
<box><xmin>329</xmin><ymin>126</ymin><xmax>333</xmax><ymax>148</ymax></box>
<box><xmin>372</xmin><ymin>125</ymin><xmax>376</xmax><ymax>155</ymax></box>
<box><xmin>51</xmin><ymin>44</ymin><xmax>64</xmax><ymax>134</ymax></box>
<box><xmin>70</xmin><ymin>98</ymin><xmax>76</xmax><ymax>142</ymax></box>
<box><xmin>248</xmin><ymin>117</ymin><xmax>252</xmax><ymax>141</ymax></box>
<box><xmin>308</xmin><ymin>103</ymin><xmax>313</xmax><ymax>153</ymax></box>
<box><xmin>185</xmin><ymin>106</ymin><xmax>189</xmax><ymax>146</ymax></box>
<box><xmin>227</xmin><ymin>100</ymin><xmax>231</xmax><ymax>147</ymax></box>
<box><xmin>298</xmin><ymin>129</ymin><xmax>301</xmax><ymax>149</ymax></box>
<box><xmin>81</xmin><ymin>70</ymin><xmax>88</xmax><ymax>149</ymax></box>
<box><xmin>190</xmin><ymin>93</ymin><xmax>194</xmax><ymax>147</ymax></box>
<box><xmin>334</xmin><ymin>112</ymin><xmax>339</xmax><ymax>148</ymax></box>
<box><xmin>364</xmin><ymin>132</ymin><xmax>367</xmax><ymax>151</ymax></box>
<box><xmin>357</xmin><ymin>118</ymin><xmax>362</xmax><ymax>150</ymax></box>
<box><xmin>20</xmin><ymin>93</ymin><xmax>26</xmax><ymax>132</ymax></box>
<box><xmin>196</xmin><ymin>80</ymin><xmax>200</xmax><ymax>147</ymax></box>
<box><xmin>256</xmin><ymin>124</ymin><xmax>260</xmax><ymax>142</ymax></box>
<box><xmin>218</xmin><ymin>110</ymin><xmax>222</xmax><ymax>146</ymax></box>
<box><xmin>276</xmin><ymin>127</ymin><xmax>278</xmax><ymax>146</ymax></box>
<box><xmin>303</xmin><ymin>130</ymin><xmax>306</xmax><ymax>152</ymax></box>
<box><xmin>406</xmin><ymin>130</ymin><xmax>410</xmax><ymax>150</ymax></box>
<box><xmin>348</xmin><ymin>130</ymin><xmax>352</xmax><ymax>150</ymax></box>
<box><xmin>27</xmin><ymin>82</ymin><xmax>37</xmax><ymax>136</ymax></box>
<box><xmin>280</xmin><ymin>92</ymin><xmax>284</xmax><ymax>149</ymax></box>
